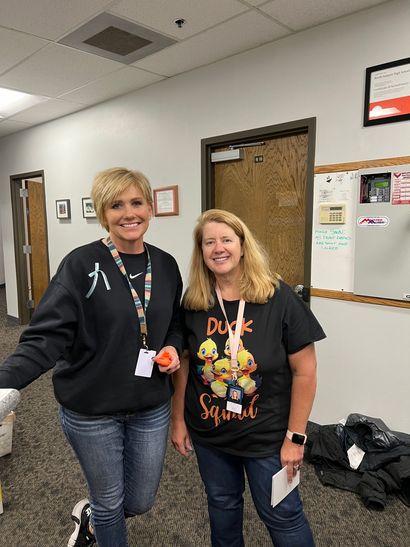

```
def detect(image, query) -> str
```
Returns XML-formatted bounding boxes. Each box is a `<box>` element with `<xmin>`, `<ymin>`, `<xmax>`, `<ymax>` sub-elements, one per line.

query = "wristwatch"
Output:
<box><xmin>286</xmin><ymin>429</ymin><xmax>307</xmax><ymax>445</ymax></box>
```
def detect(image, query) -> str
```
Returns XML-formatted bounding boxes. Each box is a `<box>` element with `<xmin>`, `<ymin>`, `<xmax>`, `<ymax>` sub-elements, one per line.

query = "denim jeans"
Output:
<box><xmin>59</xmin><ymin>401</ymin><xmax>170</xmax><ymax>547</ymax></box>
<box><xmin>194</xmin><ymin>443</ymin><xmax>315</xmax><ymax>547</ymax></box>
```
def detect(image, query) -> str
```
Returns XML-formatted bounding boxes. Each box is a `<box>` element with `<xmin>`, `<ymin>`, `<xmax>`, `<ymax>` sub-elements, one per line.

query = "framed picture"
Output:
<box><xmin>56</xmin><ymin>199</ymin><xmax>71</xmax><ymax>219</ymax></box>
<box><xmin>82</xmin><ymin>197</ymin><xmax>96</xmax><ymax>218</ymax></box>
<box><xmin>153</xmin><ymin>185</ymin><xmax>179</xmax><ymax>217</ymax></box>
<box><xmin>364</xmin><ymin>57</ymin><xmax>410</xmax><ymax>126</ymax></box>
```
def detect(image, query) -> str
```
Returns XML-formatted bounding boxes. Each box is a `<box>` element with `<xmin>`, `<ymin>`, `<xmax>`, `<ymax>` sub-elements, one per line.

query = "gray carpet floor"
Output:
<box><xmin>0</xmin><ymin>287</ymin><xmax>409</xmax><ymax>546</ymax></box>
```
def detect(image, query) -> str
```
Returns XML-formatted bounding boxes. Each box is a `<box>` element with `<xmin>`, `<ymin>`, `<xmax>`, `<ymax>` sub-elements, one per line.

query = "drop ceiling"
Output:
<box><xmin>0</xmin><ymin>0</ymin><xmax>392</xmax><ymax>138</ymax></box>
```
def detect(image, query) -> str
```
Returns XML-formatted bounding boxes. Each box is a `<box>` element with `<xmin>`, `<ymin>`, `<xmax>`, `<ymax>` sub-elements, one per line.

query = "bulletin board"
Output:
<box><xmin>312</xmin><ymin>155</ymin><xmax>410</xmax><ymax>309</ymax></box>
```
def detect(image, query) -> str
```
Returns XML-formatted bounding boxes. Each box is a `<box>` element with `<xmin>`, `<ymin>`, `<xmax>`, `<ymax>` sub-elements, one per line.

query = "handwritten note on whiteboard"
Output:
<box><xmin>314</xmin><ymin>227</ymin><xmax>352</xmax><ymax>252</ymax></box>
<box><xmin>311</xmin><ymin>171</ymin><xmax>358</xmax><ymax>292</ymax></box>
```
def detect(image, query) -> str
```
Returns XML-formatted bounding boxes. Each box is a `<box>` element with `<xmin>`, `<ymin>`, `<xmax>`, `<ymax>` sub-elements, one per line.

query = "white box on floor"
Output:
<box><xmin>0</xmin><ymin>412</ymin><xmax>16</xmax><ymax>457</ymax></box>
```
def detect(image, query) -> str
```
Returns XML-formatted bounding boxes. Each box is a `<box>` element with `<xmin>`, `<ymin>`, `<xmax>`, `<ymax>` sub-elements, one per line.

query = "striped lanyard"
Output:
<box><xmin>106</xmin><ymin>236</ymin><xmax>152</xmax><ymax>348</ymax></box>
<box><xmin>215</xmin><ymin>286</ymin><xmax>245</xmax><ymax>381</ymax></box>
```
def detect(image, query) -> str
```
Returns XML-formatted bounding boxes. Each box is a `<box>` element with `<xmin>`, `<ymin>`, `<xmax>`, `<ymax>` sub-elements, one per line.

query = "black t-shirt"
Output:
<box><xmin>183</xmin><ymin>281</ymin><xmax>326</xmax><ymax>457</ymax></box>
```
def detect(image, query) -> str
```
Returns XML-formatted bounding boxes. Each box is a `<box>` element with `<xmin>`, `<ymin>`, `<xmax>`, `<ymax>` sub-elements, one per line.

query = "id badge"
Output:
<box><xmin>226</xmin><ymin>385</ymin><xmax>244</xmax><ymax>415</ymax></box>
<box><xmin>135</xmin><ymin>349</ymin><xmax>156</xmax><ymax>378</ymax></box>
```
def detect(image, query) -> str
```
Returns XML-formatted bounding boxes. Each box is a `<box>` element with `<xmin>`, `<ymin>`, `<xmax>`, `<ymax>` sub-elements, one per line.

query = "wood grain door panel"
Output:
<box><xmin>214</xmin><ymin>132</ymin><xmax>308</xmax><ymax>287</ymax></box>
<box><xmin>27</xmin><ymin>179</ymin><xmax>49</xmax><ymax>307</ymax></box>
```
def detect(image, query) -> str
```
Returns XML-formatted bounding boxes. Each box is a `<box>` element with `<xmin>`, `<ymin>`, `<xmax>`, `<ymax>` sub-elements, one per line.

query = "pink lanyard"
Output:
<box><xmin>215</xmin><ymin>286</ymin><xmax>245</xmax><ymax>381</ymax></box>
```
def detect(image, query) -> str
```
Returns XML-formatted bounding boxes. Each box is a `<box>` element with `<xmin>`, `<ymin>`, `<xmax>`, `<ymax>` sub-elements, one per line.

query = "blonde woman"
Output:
<box><xmin>0</xmin><ymin>168</ymin><xmax>183</xmax><ymax>547</ymax></box>
<box><xmin>172</xmin><ymin>209</ymin><xmax>325</xmax><ymax>547</ymax></box>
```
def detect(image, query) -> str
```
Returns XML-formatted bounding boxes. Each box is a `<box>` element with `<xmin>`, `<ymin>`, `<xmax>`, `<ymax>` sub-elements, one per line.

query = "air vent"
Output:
<box><xmin>59</xmin><ymin>13</ymin><xmax>176</xmax><ymax>64</ymax></box>
<box><xmin>83</xmin><ymin>26</ymin><xmax>152</xmax><ymax>56</ymax></box>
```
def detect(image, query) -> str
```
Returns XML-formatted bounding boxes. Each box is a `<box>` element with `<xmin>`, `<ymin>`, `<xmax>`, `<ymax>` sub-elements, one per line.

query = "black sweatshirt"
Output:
<box><xmin>0</xmin><ymin>240</ymin><xmax>183</xmax><ymax>415</ymax></box>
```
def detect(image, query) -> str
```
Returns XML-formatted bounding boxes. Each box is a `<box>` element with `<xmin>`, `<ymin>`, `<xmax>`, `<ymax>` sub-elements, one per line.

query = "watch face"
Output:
<box><xmin>292</xmin><ymin>433</ymin><xmax>306</xmax><ymax>445</ymax></box>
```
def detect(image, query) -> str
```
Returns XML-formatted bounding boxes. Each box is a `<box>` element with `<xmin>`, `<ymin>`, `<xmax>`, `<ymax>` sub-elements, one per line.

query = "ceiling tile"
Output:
<box><xmin>0</xmin><ymin>0</ymin><xmax>114</xmax><ymax>40</ymax></box>
<box><xmin>109</xmin><ymin>0</ymin><xmax>249</xmax><ymax>39</ymax></box>
<box><xmin>0</xmin><ymin>0</ymin><xmax>395</xmax><ymax>139</ymax></box>
<box><xmin>0</xmin><ymin>44</ymin><xmax>123</xmax><ymax>97</ymax></box>
<box><xmin>59</xmin><ymin>66</ymin><xmax>164</xmax><ymax>105</ymax></box>
<box><xmin>133</xmin><ymin>10</ymin><xmax>290</xmax><ymax>77</ymax></box>
<box><xmin>259</xmin><ymin>0</ymin><xmax>390</xmax><ymax>31</ymax></box>
<box><xmin>9</xmin><ymin>98</ymin><xmax>85</xmax><ymax>124</ymax></box>
<box><xmin>0</xmin><ymin>28</ymin><xmax>48</xmax><ymax>75</ymax></box>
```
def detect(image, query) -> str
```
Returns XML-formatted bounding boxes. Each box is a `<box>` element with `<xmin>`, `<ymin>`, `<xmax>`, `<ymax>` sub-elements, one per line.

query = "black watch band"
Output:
<box><xmin>286</xmin><ymin>429</ymin><xmax>307</xmax><ymax>445</ymax></box>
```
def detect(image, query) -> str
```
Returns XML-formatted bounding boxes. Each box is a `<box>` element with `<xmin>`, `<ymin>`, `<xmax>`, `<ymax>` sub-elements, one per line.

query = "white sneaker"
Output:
<box><xmin>67</xmin><ymin>498</ymin><xmax>96</xmax><ymax>546</ymax></box>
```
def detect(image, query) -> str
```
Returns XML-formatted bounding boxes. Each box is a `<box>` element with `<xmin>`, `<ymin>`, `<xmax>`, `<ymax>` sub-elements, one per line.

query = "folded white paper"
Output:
<box><xmin>271</xmin><ymin>466</ymin><xmax>300</xmax><ymax>508</ymax></box>
<box><xmin>347</xmin><ymin>443</ymin><xmax>365</xmax><ymax>470</ymax></box>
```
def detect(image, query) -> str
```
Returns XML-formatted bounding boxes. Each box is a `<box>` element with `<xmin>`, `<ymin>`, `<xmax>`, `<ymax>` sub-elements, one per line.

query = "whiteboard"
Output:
<box><xmin>311</xmin><ymin>171</ymin><xmax>357</xmax><ymax>291</ymax></box>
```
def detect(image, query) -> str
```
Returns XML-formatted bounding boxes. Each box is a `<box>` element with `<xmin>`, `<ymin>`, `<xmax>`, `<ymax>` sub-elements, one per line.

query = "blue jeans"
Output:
<box><xmin>194</xmin><ymin>443</ymin><xmax>315</xmax><ymax>547</ymax></box>
<box><xmin>59</xmin><ymin>401</ymin><xmax>170</xmax><ymax>547</ymax></box>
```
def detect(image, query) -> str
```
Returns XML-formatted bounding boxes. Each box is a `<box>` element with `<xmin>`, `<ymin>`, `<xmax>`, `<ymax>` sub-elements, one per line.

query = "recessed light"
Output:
<box><xmin>0</xmin><ymin>87</ymin><xmax>47</xmax><ymax>118</ymax></box>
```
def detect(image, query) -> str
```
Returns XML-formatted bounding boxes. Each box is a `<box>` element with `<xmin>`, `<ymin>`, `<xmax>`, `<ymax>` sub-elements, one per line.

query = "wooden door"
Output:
<box><xmin>202</xmin><ymin>120</ymin><xmax>315</xmax><ymax>299</ymax></box>
<box><xmin>10</xmin><ymin>172</ymin><xmax>49</xmax><ymax>323</ymax></box>
<box><xmin>27</xmin><ymin>179</ymin><xmax>49</xmax><ymax>306</ymax></box>
<box><xmin>214</xmin><ymin>133</ymin><xmax>308</xmax><ymax>287</ymax></box>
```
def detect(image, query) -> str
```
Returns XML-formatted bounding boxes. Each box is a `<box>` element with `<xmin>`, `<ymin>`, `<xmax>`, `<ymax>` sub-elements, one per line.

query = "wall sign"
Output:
<box><xmin>364</xmin><ymin>57</ymin><xmax>410</xmax><ymax>126</ymax></box>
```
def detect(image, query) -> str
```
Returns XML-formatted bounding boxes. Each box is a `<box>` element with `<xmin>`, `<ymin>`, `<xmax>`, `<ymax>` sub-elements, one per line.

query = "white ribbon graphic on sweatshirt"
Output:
<box><xmin>85</xmin><ymin>262</ymin><xmax>111</xmax><ymax>299</ymax></box>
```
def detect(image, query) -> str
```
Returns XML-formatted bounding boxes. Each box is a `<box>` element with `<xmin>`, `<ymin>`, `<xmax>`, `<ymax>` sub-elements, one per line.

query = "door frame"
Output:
<box><xmin>10</xmin><ymin>169</ymin><xmax>49</xmax><ymax>324</ymax></box>
<box><xmin>201</xmin><ymin>117</ymin><xmax>316</xmax><ymax>298</ymax></box>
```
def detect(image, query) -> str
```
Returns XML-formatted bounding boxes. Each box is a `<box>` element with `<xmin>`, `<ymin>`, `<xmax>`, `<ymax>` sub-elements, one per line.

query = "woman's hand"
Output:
<box><xmin>155</xmin><ymin>346</ymin><xmax>180</xmax><ymax>374</ymax></box>
<box><xmin>280</xmin><ymin>437</ymin><xmax>305</xmax><ymax>484</ymax></box>
<box><xmin>171</xmin><ymin>418</ymin><xmax>193</xmax><ymax>457</ymax></box>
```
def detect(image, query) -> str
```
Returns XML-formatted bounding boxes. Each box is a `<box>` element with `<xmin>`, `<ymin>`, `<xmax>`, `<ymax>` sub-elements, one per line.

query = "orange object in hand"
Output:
<box><xmin>154</xmin><ymin>351</ymin><xmax>173</xmax><ymax>367</ymax></box>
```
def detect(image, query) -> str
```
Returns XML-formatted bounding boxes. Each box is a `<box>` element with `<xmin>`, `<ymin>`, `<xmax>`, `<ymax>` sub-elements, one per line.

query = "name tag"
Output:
<box><xmin>135</xmin><ymin>349</ymin><xmax>156</xmax><ymax>378</ymax></box>
<box><xmin>226</xmin><ymin>385</ymin><xmax>244</xmax><ymax>415</ymax></box>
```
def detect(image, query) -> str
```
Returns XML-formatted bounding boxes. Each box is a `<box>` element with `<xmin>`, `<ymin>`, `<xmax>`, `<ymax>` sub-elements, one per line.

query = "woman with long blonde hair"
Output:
<box><xmin>172</xmin><ymin>208</ymin><xmax>325</xmax><ymax>547</ymax></box>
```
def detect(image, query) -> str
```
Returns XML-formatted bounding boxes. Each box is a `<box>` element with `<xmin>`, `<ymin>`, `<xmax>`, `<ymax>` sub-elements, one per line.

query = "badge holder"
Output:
<box><xmin>135</xmin><ymin>349</ymin><xmax>156</xmax><ymax>378</ymax></box>
<box><xmin>226</xmin><ymin>385</ymin><xmax>244</xmax><ymax>414</ymax></box>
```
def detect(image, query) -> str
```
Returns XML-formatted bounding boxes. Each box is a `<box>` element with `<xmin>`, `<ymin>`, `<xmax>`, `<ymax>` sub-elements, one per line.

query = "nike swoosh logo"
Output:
<box><xmin>129</xmin><ymin>272</ymin><xmax>144</xmax><ymax>279</ymax></box>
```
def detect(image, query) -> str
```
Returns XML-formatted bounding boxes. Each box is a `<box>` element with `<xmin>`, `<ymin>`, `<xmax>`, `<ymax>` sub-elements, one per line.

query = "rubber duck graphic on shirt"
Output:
<box><xmin>196</xmin><ymin>337</ymin><xmax>260</xmax><ymax>398</ymax></box>
<box><xmin>197</xmin><ymin>338</ymin><xmax>218</xmax><ymax>384</ymax></box>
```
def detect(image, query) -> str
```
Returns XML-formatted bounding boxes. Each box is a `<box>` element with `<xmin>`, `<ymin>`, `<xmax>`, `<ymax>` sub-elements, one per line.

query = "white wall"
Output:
<box><xmin>0</xmin><ymin>0</ymin><xmax>409</xmax><ymax>431</ymax></box>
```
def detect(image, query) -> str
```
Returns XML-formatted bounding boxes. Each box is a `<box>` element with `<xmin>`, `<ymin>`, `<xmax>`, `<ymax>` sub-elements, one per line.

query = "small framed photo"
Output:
<box><xmin>82</xmin><ymin>197</ymin><xmax>96</xmax><ymax>218</ymax></box>
<box><xmin>364</xmin><ymin>57</ymin><xmax>410</xmax><ymax>126</ymax></box>
<box><xmin>56</xmin><ymin>199</ymin><xmax>71</xmax><ymax>220</ymax></box>
<box><xmin>153</xmin><ymin>185</ymin><xmax>179</xmax><ymax>217</ymax></box>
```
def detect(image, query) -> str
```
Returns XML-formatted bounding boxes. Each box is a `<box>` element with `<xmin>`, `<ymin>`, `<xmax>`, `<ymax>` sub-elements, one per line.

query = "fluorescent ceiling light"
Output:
<box><xmin>0</xmin><ymin>87</ymin><xmax>47</xmax><ymax>119</ymax></box>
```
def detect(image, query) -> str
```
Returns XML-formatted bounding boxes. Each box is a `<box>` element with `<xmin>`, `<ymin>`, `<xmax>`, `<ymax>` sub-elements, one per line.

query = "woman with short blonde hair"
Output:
<box><xmin>92</xmin><ymin>167</ymin><xmax>153</xmax><ymax>230</ymax></box>
<box><xmin>0</xmin><ymin>167</ymin><xmax>183</xmax><ymax>547</ymax></box>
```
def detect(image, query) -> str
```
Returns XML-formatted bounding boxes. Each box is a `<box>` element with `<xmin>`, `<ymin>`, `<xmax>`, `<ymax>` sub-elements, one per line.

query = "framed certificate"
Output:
<box><xmin>153</xmin><ymin>185</ymin><xmax>179</xmax><ymax>217</ymax></box>
<box><xmin>364</xmin><ymin>57</ymin><xmax>410</xmax><ymax>126</ymax></box>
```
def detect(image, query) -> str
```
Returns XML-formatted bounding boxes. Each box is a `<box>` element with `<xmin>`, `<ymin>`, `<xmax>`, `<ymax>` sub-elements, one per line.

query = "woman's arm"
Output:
<box><xmin>163</xmin><ymin>268</ymin><xmax>184</xmax><ymax>356</ymax></box>
<box><xmin>0</xmin><ymin>281</ymin><xmax>77</xmax><ymax>389</ymax></box>
<box><xmin>171</xmin><ymin>350</ymin><xmax>192</xmax><ymax>457</ymax></box>
<box><xmin>280</xmin><ymin>343</ymin><xmax>317</xmax><ymax>482</ymax></box>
